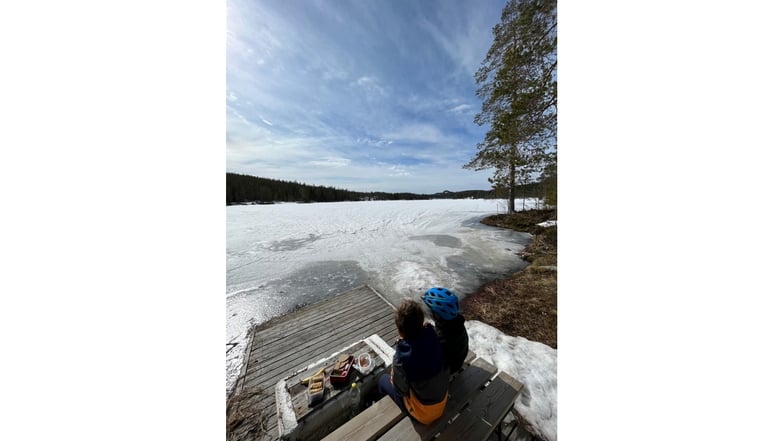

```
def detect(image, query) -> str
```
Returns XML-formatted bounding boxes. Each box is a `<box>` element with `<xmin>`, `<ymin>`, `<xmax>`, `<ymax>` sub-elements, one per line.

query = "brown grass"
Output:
<box><xmin>462</xmin><ymin>209</ymin><xmax>557</xmax><ymax>349</ymax></box>
<box><xmin>226</xmin><ymin>388</ymin><xmax>270</xmax><ymax>441</ymax></box>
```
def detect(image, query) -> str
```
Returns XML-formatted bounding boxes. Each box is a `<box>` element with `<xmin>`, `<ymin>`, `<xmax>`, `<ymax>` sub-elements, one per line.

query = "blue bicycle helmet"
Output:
<box><xmin>421</xmin><ymin>287</ymin><xmax>459</xmax><ymax>320</ymax></box>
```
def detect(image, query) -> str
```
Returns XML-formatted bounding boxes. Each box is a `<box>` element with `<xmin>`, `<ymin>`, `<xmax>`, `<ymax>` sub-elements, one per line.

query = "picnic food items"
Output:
<box><xmin>306</xmin><ymin>368</ymin><xmax>326</xmax><ymax>406</ymax></box>
<box><xmin>354</xmin><ymin>352</ymin><xmax>374</xmax><ymax>375</ymax></box>
<box><xmin>329</xmin><ymin>353</ymin><xmax>354</xmax><ymax>385</ymax></box>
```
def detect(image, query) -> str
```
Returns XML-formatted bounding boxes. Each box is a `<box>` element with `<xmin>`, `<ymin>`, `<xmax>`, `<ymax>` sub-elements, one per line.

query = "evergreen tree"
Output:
<box><xmin>465</xmin><ymin>0</ymin><xmax>557</xmax><ymax>214</ymax></box>
<box><xmin>540</xmin><ymin>153</ymin><xmax>557</xmax><ymax>207</ymax></box>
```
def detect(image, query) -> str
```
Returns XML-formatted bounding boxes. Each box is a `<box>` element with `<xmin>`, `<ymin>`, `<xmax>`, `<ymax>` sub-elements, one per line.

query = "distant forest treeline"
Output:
<box><xmin>226</xmin><ymin>172</ymin><xmax>548</xmax><ymax>205</ymax></box>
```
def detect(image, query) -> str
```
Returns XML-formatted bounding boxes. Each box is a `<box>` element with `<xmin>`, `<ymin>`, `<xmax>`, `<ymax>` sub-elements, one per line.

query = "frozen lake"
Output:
<box><xmin>226</xmin><ymin>198</ymin><xmax>537</xmax><ymax>393</ymax></box>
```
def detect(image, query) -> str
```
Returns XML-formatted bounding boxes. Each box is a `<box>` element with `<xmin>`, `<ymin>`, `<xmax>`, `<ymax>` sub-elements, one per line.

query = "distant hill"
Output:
<box><xmin>226</xmin><ymin>173</ymin><xmax>543</xmax><ymax>205</ymax></box>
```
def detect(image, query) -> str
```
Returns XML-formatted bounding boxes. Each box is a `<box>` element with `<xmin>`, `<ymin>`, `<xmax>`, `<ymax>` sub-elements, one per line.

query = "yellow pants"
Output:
<box><xmin>403</xmin><ymin>392</ymin><xmax>448</xmax><ymax>425</ymax></box>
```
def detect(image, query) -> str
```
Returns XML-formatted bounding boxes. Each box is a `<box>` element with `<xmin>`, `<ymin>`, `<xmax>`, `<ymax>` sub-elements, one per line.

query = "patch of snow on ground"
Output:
<box><xmin>389</xmin><ymin>261</ymin><xmax>440</xmax><ymax>294</ymax></box>
<box><xmin>466</xmin><ymin>320</ymin><xmax>557</xmax><ymax>441</ymax></box>
<box><xmin>537</xmin><ymin>220</ymin><xmax>557</xmax><ymax>228</ymax></box>
<box><xmin>275</xmin><ymin>379</ymin><xmax>298</xmax><ymax>437</ymax></box>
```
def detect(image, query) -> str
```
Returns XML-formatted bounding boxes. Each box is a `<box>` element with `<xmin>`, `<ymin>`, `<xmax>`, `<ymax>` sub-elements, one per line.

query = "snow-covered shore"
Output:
<box><xmin>467</xmin><ymin>320</ymin><xmax>557</xmax><ymax>441</ymax></box>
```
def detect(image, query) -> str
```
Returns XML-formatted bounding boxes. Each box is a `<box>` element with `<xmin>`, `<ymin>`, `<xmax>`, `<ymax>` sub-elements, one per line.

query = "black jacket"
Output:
<box><xmin>435</xmin><ymin>314</ymin><xmax>469</xmax><ymax>374</ymax></box>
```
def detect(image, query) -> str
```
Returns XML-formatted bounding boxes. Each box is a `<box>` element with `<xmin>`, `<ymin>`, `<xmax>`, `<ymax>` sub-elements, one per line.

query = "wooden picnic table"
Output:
<box><xmin>275</xmin><ymin>334</ymin><xmax>395</xmax><ymax>441</ymax></box>
<box><xmin>322</xmin><ymin>351</ymin><xmax>524</xmax><ymax>441</ymax></box>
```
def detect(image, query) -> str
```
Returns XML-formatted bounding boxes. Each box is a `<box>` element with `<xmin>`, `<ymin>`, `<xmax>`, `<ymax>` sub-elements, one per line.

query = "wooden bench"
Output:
<box><xmin>322</xmin><ymin>351</ymin><xmax>524</xmax><ymax>441</ymax></box>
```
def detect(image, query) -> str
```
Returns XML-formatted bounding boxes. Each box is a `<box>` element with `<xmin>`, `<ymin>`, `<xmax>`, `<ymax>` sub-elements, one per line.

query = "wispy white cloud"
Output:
<box><xmin>226</xmin><ymin>0</ymin><xmax>508</xmax><ymax>193</ymax></box>
<box><xmin>388</xmin><ymin>165</ymin><xmax>411</xmax><ymax>177</ymax></box>
<box><xmin>383</xmin><ymin>123</ymin><xmax>454</xmax><ymax>145</ymax></box>
<box><xmin>309</xmin><ymin>157</ymin><xmax>351</xmax><ymax>167</ymax></box>
<box><xmin>353</xmin><ymin>76</ymin><xmax>388</xmax><ymax>97</ymax></box>
<box><xmin>356</xmin><ymin>137</ymin><xmax>392</xmax><ymax>147</ymax></box>
<box><xmin>448</xmin><ymin>103</ymin><xmax>472</xmax><ymax>113</ymax></box>
<box><xmin>417</xmin><ymin>2</ymin><xmax>498</xmax><ymax>78</ymax></box>
<box><xmin>228</xmin><ymin>105</ymin><xmax>252</xmax><ymax>127</ymax></box>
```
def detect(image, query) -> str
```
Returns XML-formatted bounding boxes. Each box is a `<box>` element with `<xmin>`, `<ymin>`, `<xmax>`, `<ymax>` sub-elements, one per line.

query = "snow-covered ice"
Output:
<box><xmin>226</xmin><ymin>199</ymin><xmax>556</xmax><ymax>412</ymax></box>
<box><xmin>226</xmin><ymin>198</ymin><xmax>541</xmax><ymax>395</ymax></box>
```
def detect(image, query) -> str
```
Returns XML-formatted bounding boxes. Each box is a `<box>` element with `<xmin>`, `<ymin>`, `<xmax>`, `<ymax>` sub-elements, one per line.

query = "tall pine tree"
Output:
<box><xmin>465</xmin><ymin>0</ymin><xmax>556</xmax><ymax>214</ymax></box>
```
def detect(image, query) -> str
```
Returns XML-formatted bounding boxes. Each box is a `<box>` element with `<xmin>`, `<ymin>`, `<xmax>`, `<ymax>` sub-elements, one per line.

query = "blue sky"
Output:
<box><xmin>227</xmin><ymin>0</ymin><xmax>508</xmax><ymax>194</ymax></box>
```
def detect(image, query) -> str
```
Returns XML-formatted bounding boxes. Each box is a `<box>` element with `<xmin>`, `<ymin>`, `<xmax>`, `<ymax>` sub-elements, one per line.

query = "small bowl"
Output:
<box><xmin>354</xmin><ymin>352</ymin><xmax>374</xmax><ymax>375</ymax></box>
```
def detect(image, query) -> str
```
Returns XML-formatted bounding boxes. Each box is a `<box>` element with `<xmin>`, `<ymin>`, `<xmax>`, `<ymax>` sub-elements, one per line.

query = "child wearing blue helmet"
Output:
<box><xmin>421</xmin><ymin>287</ymin><xmax>469</xmax><ymax>374</ymax></box>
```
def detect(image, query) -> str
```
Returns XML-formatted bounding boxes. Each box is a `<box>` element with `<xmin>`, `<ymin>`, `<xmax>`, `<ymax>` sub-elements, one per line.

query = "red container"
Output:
<box><xmin>329</xmin><ymin>354</ymin><xmax>354</xmax><ymax>385</ymax></box>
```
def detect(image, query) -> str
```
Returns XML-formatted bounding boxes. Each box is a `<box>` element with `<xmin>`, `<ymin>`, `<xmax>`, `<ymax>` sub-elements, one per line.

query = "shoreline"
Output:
<box><xmin>462</xmin><ymin>209</ymin><xmax>557</xmax><ymax>349</ymax></box>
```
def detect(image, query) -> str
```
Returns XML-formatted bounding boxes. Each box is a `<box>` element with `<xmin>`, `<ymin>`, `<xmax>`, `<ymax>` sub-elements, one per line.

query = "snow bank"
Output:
<box><xmin>275</xmin><ymin>378</ymin><xmax>298</xmax><ymax>437</ymax></box>
<box><xmin>466</xmin><ymin>320</ymin><xmax>557</xmax><ymax>441</ymax></box>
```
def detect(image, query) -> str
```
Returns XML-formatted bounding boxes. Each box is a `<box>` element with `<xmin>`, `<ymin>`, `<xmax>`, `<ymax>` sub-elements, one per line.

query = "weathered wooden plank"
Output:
<box><xmin>248</xmin><ymin>321</ymin><xmax>398</xmax><ymax>410</ymax></box>
<box><xmin>259</xmin><ymin>326</ymin><xmax>399</xmax><ymax>440</ymax></box>
<box><xmin>234</xmin><ymin>323</ymin><xmax>257</xmax><ymax>395</ymax></box>
<box><xmin>375</xmin><ymin>417</ymin><xmax>420</xmax><ymax>441</ymax></box>
<box><xmin>230</xmin><ymin>285</ymin><xmax>402</xmax><ymax>441</ymax></box>
<box><xmin>243</xmin><ymin>309</ymin><xmax>395</xmax><ymax>389</ymax></box>
<box><xmin>378</xmin><ymin>323</ymin><xmax>399</xmax><ymax>345</ymax></box>
<box><xmin>381</xmin><ymin>356</ymin><xmax>498</xmax><ymax>440</ymax></box>
<box><xmin>246</xmin><ymin>306</ymin><xmax>393</xmax><ymax>379</ymax></box>
<box><xmin>254</xmin><ymin>293</ymin><xmax>391</xmax><ymax>353</ymax></box>
<box><xmin>253</xmin><ymin>290</ymin><xmax>385</xmax><ymax>348</ymax></box>
<box><xmin>240</xmin><ymin>287</ymin><xmax>390</xmax><ymax>392</ymax></box>
<box><xmin>257</xmin><ymin>305</ymin><xmax>393</xmax><ymax>358</ymax></box>
<box><xmin>321</xmin><ymin>396</ymin><xmax>405</xmax><ymax>441</ymax></box>
<box><xmin>249</xmin><ymin>286</ymin><xmax>393</xmax><ymax>357</ymax></box>
<box><xmin>434</xmin><ymin>407</ymin><xmax>491</xmax><ymax>440</ymax></box>
<box><xmin>254</xmin><ymin>320</ymin><xmax>399</xmax><ymax>414</ymax></box>
<box><xmin>466</xmin><ymin>371</ymin><xmax>523</xmax><ymax>427</ymax></box>
<box><xmin>255</xmin><ymin>300</ymin><xmax>380</xmax><ymax>352</ymax></box>
<box><xmin>437</xmin><ymin>371</ymin><xmax>523</xmax><ymax>441</ymax></box>
<box><xmin>253</xmin><ymin>319</ymin><xmax>390</xmax><ymax>381</ymax></box>
<box><xmin>255</xmin><ymin>286</ymin><xmax>379</xmax><ymax>333</ymax></box>
<box><xmin>247</xmin><ymin>334</ymin><xmax>393</xmax><ymax>397</ymax></box>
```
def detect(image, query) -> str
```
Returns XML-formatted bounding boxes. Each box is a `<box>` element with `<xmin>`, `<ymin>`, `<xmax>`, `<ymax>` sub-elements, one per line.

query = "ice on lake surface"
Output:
<box><xmin>225</xmin><ymin>198</ymin><xmax>539</xmax><ymax>394</ymax></box>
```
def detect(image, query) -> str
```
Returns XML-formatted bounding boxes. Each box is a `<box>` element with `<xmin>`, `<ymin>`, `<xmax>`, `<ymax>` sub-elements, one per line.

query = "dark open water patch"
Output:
<box><xmin>277</xmin><ymin>260</ymin><xmax>369</xmax><ymax>311</ymax></box>
<box><xmin>410</xmin><ymin>234</ymin><xmax>462</xmax><ymax>248</ymax></box>
<box><xmin>445</xmin><ymin>247</ymin><xmax>530</xmax><ymax>295</ymax></box>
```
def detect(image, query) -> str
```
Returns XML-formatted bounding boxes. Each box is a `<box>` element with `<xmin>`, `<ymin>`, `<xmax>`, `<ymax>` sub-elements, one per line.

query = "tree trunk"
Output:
<box><xmin>521</xmin><ymin>182</ymin><xmax>526</xmax><ymax>211</ymax></box>
<box><xmin>507</xmin><ymin>160</ymin><xmax>516</xmax><ymax>214</ymax></box>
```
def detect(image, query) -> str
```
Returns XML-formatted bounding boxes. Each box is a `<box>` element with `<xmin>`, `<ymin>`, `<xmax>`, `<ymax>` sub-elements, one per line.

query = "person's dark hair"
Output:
<box><xmin>395</xmin><ymin>298</ymin><xmax>425</xmax><ymax>339</ymax></box>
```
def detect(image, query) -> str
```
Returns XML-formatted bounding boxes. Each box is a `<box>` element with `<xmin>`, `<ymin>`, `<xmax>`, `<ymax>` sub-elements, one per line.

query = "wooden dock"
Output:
<box><xmin>228</xmin><ymin>285</ymin><xmax>399</xmax><ymax>441</ymax></box>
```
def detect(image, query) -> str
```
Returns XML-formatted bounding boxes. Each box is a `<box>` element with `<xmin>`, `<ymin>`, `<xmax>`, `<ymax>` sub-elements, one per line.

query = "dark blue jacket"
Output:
<box><xmin>392</xmin><ymin>324</ymin><xmax>449</xmax><ymax>405</ymax></box>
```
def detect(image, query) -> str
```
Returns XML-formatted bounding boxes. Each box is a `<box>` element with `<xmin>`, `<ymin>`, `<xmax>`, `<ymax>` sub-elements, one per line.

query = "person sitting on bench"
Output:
<box><xmin>378</xmin><ymin>299</ymin><xmax>449</xmax><ymax>424</ymax></box>
<box><xmin>421</xmin><ymin>287</ymin><xmax>469</xmax><ymax>374</ymax></box>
